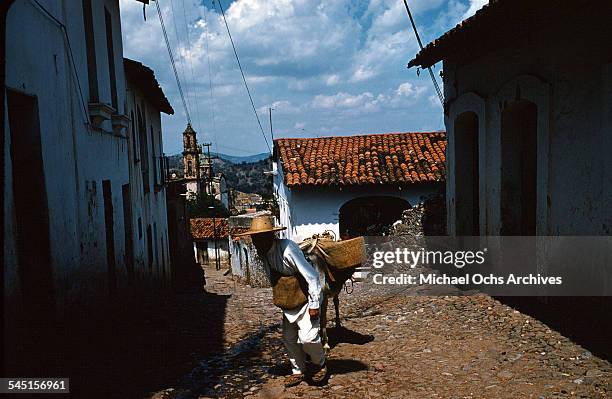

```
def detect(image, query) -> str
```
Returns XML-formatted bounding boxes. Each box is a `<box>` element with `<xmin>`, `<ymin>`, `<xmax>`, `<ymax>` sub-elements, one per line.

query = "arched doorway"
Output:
<box><xmin>339</xmin><ymin>196</ymin><xmax>411</xmax><ymax>238</ymax></box>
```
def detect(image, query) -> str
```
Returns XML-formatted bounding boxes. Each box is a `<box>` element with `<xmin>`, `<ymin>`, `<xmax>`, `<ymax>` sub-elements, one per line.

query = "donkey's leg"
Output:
<box><xmin>320</xmin><ymin>296</ymin><xmax>330</xmax><ymax>350</ymax></box>
<box><xmin>333</xmin><ymin>294</ymin><xmax>341</xmax><ymax>328</ymax></box>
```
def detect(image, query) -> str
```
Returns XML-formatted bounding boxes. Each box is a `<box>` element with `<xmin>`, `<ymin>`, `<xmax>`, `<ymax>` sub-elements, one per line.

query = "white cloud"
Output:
<box><xmin>118</xmin><ymin>0</ymin><xmax>472</xmax><ymax>154</ymax></box>
<box><xmin>310</xmin><ymin>81</ymin><xmax>426</xmax><ymax>115</ymax></box>
<box><xmin>311</xmin><ymin>92</ymin><xmax>376</xmax><ymax>110</ymax></box>
<box><xmin>258</xmin><ymin>100</ymin><xmax>300</xmax><ymax>115</ymax></box>
<box><xmin>462</xmin><ymin>0</ymin><xmax>488</xmax><ymax>19</ymax></box>
<box><xmin>325</xmin><ymin>74</ymin><xmax>341</xmax><ymax>86</ymax></box>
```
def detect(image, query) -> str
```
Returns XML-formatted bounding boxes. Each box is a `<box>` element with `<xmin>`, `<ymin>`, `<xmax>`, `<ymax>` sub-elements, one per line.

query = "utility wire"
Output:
<box><xmin>402</xmin><ymin>0</ymin><xmax>444</xmax><ymax>107</ymax></box>
<box><xmin>205</xmin><ymin>2</ymin><xmax>219</xmax><ymax>155</ymax></box>
<box><xmin>215</xmin><ymin>0</ymin><xmax>271</xmax><ymax>153</ymax></box>
<box><xmin>32</xmin><ymin>0</ymin><xmax>89</xmax><ymax>127</ymax></box>
<box><xmin>155</xmin><ymin>0</ymin><xmax>192</xmax><ymax>124</ymax></box>
<box><xmin>169</xmin><ymin>0</ymin><xmax>192</xmax><ymax>118</ymax></box>
<box><xmin>180</xmin><ymin>0</ymin><xmax>204</xmax><ymax>134</ymax></box>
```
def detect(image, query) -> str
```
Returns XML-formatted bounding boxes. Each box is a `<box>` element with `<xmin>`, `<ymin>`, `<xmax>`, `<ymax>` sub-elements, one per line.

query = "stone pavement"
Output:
<box><xmin>148</xmin><ymin>267</ymin><xmax>611</xmax><ymax>399</ymax></box>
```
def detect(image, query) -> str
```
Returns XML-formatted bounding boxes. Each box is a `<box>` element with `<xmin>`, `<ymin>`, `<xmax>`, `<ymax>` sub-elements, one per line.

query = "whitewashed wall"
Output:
<box><xmin>443</xmin><ymin>23</ymin><xmax>612</xmax><ymax>236</ymax></box>
<box><xmin>3</xmin><ymin>0</ymin><xmax>153</xmax><ymax>316</ymax></box>
<box><xmin>273</xmin><ymin>159</ymin><xmax>440</xmax><ymax>242</ymax></box>
<box><xmin>125</xmin><ymin>75</ymin><xmax>171</xmax><ymax>284</ymax></box>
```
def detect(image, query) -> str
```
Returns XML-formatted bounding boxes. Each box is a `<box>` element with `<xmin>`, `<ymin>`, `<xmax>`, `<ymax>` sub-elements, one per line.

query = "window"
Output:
<box><xmin>150</xmin><ymin>125</ymin><xmax>159</xmax><ymax>188</ymax></box>
<box><xmin>104</xmin><ymin>8</ymin><xmax>118</xmax><ymax>110</ymax></box>
<box><xmin>82</xmin><ymin>0</ymin><xmax>98</xmax><ymax>103</ymax></box>
<box><xmin>138</xmin><ymin>105</ymin><xmax>150</xmax><ymax>193</ymax></box>
<box><xmin>130</xmin><ymin>110</ymin><xmax>139</xmax><ymax>163</ymax></box>
<box><xmin>102</xmin><ymin>180</ymin><xmax>116</xmax><ymax>295</ymax></box>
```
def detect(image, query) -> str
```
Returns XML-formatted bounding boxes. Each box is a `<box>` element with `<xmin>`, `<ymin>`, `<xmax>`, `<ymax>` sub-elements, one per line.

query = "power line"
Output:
<box><xmin>155</xmin><ymin>0</ymin><xmax>192</xmax><ymax>124</ymax></box>
<box><xmin>32</xmin><ymin>0</ymin><xmax>89</xmax><ymax>128</ymax></box>
<box><xmin>180</xmin><ymin>0</ymin><xmax>204</xmax><ymax>134</ymax></box>
<box><xmin>205</xmin><ymin>3</ymin><xmax>219</xmax><ymax>155</ymax></box>
<box><xmin>402</xmin><ymin>0</ymin><xmax>444</xmax><ymax>107</ymax></box>
<box><xmin>214</xmin><ymin>0</ymin><xmax>271</xmax><ymax>153</ymax></box>
<box><xmin>169</xmin><ymin>0</ymin><xmax>192</xmax><ymax>118</ymax></box>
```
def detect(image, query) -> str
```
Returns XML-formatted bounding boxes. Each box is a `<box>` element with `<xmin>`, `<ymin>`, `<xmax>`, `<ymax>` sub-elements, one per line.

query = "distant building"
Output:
<box><xmin>207</xmin><ymin>172</ymin><xmax>229</xmax><ymax>209</ymax></box>
<box><xmin>190</xmin><ymin>218</ymin><xmax>231</xmax><ymax>266</ymax></box>
<box><xmin>182</xmin><ymin>123</ymin><xmax>202</xmax><ymax>195</ymax></box>
<box><xmin>233</xmin><ymin>191</ymin><xmax>264</xmax><ymax>213</ymax></box>
<box><xmin>408</xmin><ymin>0</ymin><xmax>612</xmax><ymax>236</ymax></box>
<box><xmin>273</xmin><ymin>132</ymin><xmax>446</xmax><ymax>242</ymax></box>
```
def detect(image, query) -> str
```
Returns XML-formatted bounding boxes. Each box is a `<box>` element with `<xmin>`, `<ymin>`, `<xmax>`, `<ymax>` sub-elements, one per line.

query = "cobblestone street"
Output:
<box><xmin>148</xmin><ymin>266</ymin><xmax>611</xmax><ymax>399</ymax></box>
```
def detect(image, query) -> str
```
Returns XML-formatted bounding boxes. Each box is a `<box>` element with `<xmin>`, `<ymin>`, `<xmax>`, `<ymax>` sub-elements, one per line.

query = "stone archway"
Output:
<box><xmin>339</xmin><ymin>196</ymin><xmax>411</xmax><ymax>238</ymax></box>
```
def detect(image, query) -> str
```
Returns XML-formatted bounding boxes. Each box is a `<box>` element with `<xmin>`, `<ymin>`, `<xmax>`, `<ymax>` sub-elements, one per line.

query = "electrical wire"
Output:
<box><xmin>402</xmin><ymin>0</ymin><xmax>444</xmax><ymax>107</ymax></box>
<box><xmin>32</xmin><ymin>0</ymin><xmax>89</xmax><ymax>128</ymax></box>
<box><xmin>169</xmin><ymin>0</ymin><xmax>192</xmax><ymax>118</ymax></box>
<box><xmin>205</xmin><ymin>2</ymin><xmax>219</xmax><ymax>156</ymax></box>
<box><xmin>214</xmin><ymin>0</ymin><xmax>271</xmax><ymax>153</ymax></box>
<box><xmin>180</xmin><ymin>0</ymin><xmax>204</xmax><ymax>134</ymax></box>
<box><xmin>155</xmin><ymin>0</ymin><xmax>192</xmax><ymax>124</ymax></box>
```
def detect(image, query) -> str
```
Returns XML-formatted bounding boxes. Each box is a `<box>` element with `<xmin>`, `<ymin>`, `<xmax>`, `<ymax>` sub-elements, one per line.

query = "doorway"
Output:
<box><xmin>122</xmin><ymin>183</ymin><xmax>134</xmax><ymax>286</ymax></box>
<box><xmin>500</xmin><ymin>101</ymin><xmax>537</xmax><ymax>235</ymax></box>
<box><xmin>103</xmin><ymin>180</ymin><xmax>116</xmax><ymax>295</ymax></box>
<box><xmin>454</xmin><ymin>111</ymin><xmax>480</xmax><ymax>236</ymax></box>
<box><xmin>339</xmin><ymin>196</ymin><xmax>411</xmax><ymax>237</ymax></box>
<box><xmin>7</xmin><ymin>89</ymin><xmax>55</xmax><ymax>317</ymax></box>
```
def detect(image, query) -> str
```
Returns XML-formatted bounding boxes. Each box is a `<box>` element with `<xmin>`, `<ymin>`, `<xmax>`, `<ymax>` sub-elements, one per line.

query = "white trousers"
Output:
<box><xmin>282</xmin><ymin>309</ymin><xmax>326</xmax><ymax>374</ymax></box>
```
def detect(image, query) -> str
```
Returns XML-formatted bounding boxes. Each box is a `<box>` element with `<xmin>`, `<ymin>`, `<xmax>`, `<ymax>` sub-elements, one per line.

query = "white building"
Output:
<box><xmin>190</xmin><ymin>218</ymin><xmax>231</xmax><ymax>266</ymax></box>
<box><xmin>124</xmin><ymin>58</ymin><xmax>173</xmax><ymax>285</ymax></box>
<box><xmin>273</xmin><ymin>132</ymin><xmax>446</xmax><ymax>242</ymax></box>
<box><xmin>408</xmin><ymin>0</ymin><xmax>612</xmax><ymax>237</ymax></box>
<box><xmin>3</xmin><ymin>0</ymin><xmax>167</xmax><ymax>326</ymax></box>
<box><xmin>207</xmin><ymin>172</ymin><xmax>229</xmax><ymax>210</ymax></box>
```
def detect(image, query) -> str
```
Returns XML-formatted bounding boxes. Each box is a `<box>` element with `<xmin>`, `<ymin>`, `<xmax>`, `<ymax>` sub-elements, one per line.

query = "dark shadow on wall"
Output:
<box><xmin>496</xmin><ymin>296</ymin><xmax>612</xmax><ymax>361</ymax></box>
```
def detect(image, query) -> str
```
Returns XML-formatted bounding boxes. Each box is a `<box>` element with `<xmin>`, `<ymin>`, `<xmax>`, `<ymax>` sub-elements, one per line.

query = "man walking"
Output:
<box><xmin>237</xmin><ymin>216</ymin><xmax>327</xmax><ymax>387</ymax></box>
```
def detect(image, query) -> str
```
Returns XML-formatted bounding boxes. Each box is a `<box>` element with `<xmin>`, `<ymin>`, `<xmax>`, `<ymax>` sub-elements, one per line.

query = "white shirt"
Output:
<box><xmin>263</xmin><ymin>239</ymin><xmax>322</xmax><ymax>322</ymax></box>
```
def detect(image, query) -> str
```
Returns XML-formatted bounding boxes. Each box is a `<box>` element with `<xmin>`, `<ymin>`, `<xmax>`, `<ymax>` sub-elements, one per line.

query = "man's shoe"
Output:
<box><xmin>284</xmin><ymin>373</ymin><xmax>304</xmax><ymax>388</ymax></box>
<box><xmin>311</xmin><ymin>364</ymin><xmax>328</xmax><ymax>384</ymax></box>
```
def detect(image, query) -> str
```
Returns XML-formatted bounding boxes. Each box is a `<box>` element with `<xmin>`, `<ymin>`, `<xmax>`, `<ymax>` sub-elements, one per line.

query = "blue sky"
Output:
<box><xmin>119</xmin><ymin>0</ymin><xmax>486</xmax><ymax>156</ymax></box>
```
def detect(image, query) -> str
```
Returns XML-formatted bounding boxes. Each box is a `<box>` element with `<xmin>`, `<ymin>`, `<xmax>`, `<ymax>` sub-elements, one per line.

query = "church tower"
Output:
<box><xmin>182</xmin><ymin>123</ymin><xmax>201</xmax><ymax>195</ymax></box>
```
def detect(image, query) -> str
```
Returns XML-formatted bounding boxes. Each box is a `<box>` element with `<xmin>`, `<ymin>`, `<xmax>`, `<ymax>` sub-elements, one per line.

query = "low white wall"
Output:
<box><xmin>277</xmin><ymin>181</ymin><xmax>440</xmax><ymax>242</ymax></box>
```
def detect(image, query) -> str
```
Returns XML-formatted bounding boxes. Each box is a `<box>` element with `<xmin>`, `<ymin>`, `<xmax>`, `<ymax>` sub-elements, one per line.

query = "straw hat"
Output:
<box><xmin>234</xmin><ymin>216</ymin><xmax>286</xmax><ymax>237</ymax></box>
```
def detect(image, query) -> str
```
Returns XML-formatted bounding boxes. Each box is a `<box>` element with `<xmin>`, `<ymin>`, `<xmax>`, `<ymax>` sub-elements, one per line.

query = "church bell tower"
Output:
<box><xmin>182</xmin><ymin>123</ymin><xmax>201</xmax><ymax>195</ymax></box>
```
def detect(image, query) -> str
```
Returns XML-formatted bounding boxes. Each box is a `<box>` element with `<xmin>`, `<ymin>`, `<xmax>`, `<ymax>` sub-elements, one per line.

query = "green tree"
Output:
<box><xmin>186</xmin><ymin>193</ymin><xmax>230</xmax><ymax>218</ymax></box>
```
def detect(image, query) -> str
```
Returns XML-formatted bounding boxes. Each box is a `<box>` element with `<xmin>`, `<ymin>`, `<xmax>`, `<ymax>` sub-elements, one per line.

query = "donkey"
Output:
<box><xmin>300</xmin><ymin>232</ymin><xmax>356</xmax><ymax>350</ymax></box>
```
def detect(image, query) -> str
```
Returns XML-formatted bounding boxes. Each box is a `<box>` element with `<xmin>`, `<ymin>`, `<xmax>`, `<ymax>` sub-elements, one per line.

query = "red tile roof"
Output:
<box><xmin>275</xmin><ymin>132</ymin><xmax>446</xmax><ymax>188</ymax></box>
<box><xmin>190</xmin><ymin>218</ymin><xmax>249</xmax><ymax>239</ymax></box>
